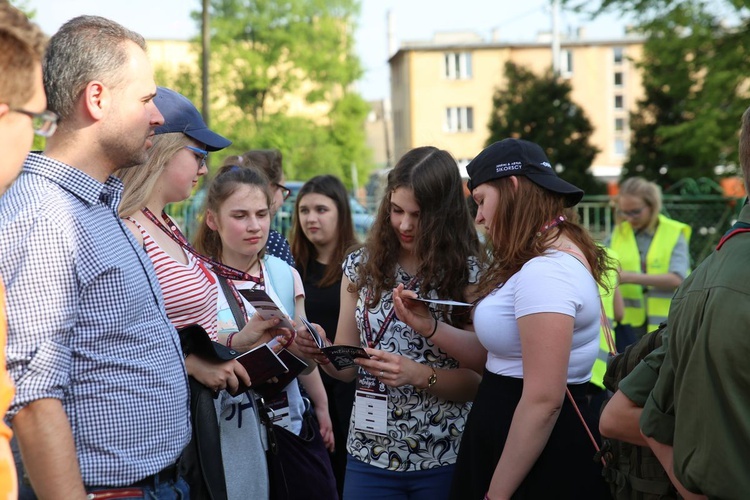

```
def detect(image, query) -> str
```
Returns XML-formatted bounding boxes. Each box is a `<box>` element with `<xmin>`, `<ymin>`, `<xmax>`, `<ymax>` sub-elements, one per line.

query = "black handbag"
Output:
<box><xmin>259</xmin><ymin>402</ymin><xmax>339</xmax><ymax>500</ymax></box>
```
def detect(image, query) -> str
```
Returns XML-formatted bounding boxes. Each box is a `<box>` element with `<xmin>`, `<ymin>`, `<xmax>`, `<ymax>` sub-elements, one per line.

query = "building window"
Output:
<box><xmin>615</xmin><ymin>117</ymin><xmax>625</xmax><ymax>132</ymax></box>
<box><xmin>613</xmin><ymin>47</ymin><xmax>624</xmax><ymax>64</ymax></box>
<box><xmin>443</xmin><ymin>52</ymin><xmax>472</xmax><ymax>79</ymax></box>
<box><xmin>614</xmin><ymin>138</ymin><xmax>626</xmax><ymax>156</ymax></box>
<box><xmin>614</xmin><ymin>71</ymin><xmax>623</xmax><ymax>87</ymax></box>
<box><xmin>445</xmin><ymin>106</ymin><xmax>474</xmax><ymax>132</ymax></box>
<box><xmin>614</xmin><ymin>95</ymin><xmax>624</xmax><ymax>110</ymax></box>
<box><xmin>560</xmin><ymin>49</ymin><xmax>573</xmax><ymax>77</ymax></box>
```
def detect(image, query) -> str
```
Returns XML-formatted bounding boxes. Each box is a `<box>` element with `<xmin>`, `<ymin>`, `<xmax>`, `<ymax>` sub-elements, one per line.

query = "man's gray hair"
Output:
<box><xmin>43</xmin><ymin>15</ymin><xmax>146</xmax><ymax>122</ymax></box>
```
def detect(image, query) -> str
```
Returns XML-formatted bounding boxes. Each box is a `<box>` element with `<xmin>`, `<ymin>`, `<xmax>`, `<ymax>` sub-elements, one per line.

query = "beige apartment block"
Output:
<box><xmin>389</xmin><ymin>32</ymin><xmax>645</xmax><ymax>181</ymax></box>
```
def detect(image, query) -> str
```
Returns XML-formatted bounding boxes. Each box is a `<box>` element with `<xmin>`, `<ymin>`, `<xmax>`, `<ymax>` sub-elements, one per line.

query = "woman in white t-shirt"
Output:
<box><xmin>395</xmin><ymin>139</ymin><xmax>612</xmax><ymax>499</ymax></box>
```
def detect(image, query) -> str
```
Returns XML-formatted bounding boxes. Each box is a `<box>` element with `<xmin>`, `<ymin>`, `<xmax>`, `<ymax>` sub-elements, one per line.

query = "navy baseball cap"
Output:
<box><xmin>466</xmin><ymin>138</ymin><xmax>584</xmax><ymax>207</ymax></box>
<box><xmin>153</xmin><ymin>87</ymin><xmax>231</xmax><ymax>152</ymax></box>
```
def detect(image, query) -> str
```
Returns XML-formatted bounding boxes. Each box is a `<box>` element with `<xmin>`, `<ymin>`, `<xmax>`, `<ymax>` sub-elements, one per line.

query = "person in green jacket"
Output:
<box><xmin>609</xmin><ymin>177</ymin><xmax>691</xmax><ymax>338</ymax></box>
<box><xmin>604</xmin><ymin>106</ymin><xmax>750</xmax><ymax>499</ymax></box>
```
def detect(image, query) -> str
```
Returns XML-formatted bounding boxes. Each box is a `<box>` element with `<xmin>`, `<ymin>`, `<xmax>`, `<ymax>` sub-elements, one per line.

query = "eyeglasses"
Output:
<box><xmin>185</xmin><ymin>146</ymin><xmax>208</xmax><ymax>168</ymax></box>
<box><xmin>274</xmin><ymin>182</ymin><xmax>292</xmax><ymax>201</ymax></box>
<box><xmin>11</xmin><ymin>108</ymin><xmax>58</xmax><ymax>137</ymax></box>
<box><xmin>617</xmin><ymin>206</ymin><xmax>647</xmax><ymax>218</ymax></box>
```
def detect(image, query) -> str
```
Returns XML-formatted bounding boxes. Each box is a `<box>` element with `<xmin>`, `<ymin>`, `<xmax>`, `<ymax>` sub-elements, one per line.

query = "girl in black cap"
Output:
<box><xmin>395</xmin><ymin>139</ymin><xmax>612</xmax><ymax>499</ymax></box>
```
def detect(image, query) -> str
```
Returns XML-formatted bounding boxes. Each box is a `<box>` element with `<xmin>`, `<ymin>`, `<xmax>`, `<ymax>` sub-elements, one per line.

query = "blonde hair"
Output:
<box><xmin>617</xmin><ymin>176</ymin><xmax>662</xmax><ymax>232</ymax></box>
<box><xmin>117</xmin><ymin>132</ymin><xmax>192</xmax><ymax>217</ymax></box>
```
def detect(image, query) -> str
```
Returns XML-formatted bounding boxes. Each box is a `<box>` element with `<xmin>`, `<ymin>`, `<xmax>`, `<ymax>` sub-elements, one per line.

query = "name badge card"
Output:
<box><xmin>354</xmin><ymin>367</ymin><xmax>388</xmax><ymax>437</ymax></box>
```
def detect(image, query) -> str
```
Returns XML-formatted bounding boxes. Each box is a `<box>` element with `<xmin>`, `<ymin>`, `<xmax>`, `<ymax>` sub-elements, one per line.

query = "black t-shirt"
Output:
<box><xmin>302</xmin><ymin>259</ymin><xmax>342</xmax><ymax>342</ymax></box>
<box><xmin>302</xmin><ymin>258</ymin><xmax>355</xmax><ymax>447</ymax></box>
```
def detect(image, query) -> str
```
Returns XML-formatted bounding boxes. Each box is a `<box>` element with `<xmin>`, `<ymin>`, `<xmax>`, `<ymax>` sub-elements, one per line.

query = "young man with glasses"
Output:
<box><xmin>0</xmin><ymin>4</ymin><xmax>48</xmax><ymax>497</ymax></box>
<box><xmin>0</xmin><ymin>16</ymin><xmax>191</xmax><ymax>499</ymax></box>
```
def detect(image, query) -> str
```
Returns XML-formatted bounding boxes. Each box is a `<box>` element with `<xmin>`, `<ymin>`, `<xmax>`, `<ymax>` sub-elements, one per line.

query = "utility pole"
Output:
<box><xmin>201</xmin><ymin>0</ymin><xmax>210</xmax><ymax>126</ymax></box>
<box><xmin>551</xmin><ymin>0</ymin><xmax>560</xmax><ymax>75</ymax></box>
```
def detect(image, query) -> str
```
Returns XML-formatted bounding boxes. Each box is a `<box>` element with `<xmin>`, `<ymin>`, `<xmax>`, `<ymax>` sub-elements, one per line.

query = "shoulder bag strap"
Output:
<box><xmin>217</xmin><ymin>276</ymin><xmax>246</xmax><ymax>330</ymax></box>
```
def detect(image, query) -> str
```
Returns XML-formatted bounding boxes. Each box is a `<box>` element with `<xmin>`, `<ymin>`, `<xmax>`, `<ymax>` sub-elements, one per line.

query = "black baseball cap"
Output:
<box><xmin>466</xmin><ymin>138</ymin><xmax>584</xmax><ymax>207</ymax></box>
<box><xmin>153</xmin><ymin>87</ymin><xmax>231</xmax><ymax>151</ymax></box>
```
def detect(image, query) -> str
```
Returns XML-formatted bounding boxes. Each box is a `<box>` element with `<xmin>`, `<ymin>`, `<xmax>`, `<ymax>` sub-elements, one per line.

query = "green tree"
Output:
<box><xmin>176</xmin><ymin>0</ymin><xmax>371</xmax><ymax>187</ymax></box>
<box><xmin>573</xmin><ymin>0</ymin><xmax>750</xmax><ymax>184</ymax></box>
<box><xmin>487</xmin><ymin>61</ymin><xmax>603</xmax><ymax>194</ymax></box>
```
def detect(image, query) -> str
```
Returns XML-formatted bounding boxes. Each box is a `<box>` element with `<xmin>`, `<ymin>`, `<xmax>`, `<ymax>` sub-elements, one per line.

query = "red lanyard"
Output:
<box><xmin>141</xmin><ymin>207</ymin><xmax>263</xmax><ymax>285</ymax></box>
<box><xmin>141</xmin><ymin>207</ymin><xmax>264</xmax><ymax>323</ymax></box>
<box><xmin>362</xmin><ymin>276</ymin><xmax>419</xmax><ymax>348</ymax></box>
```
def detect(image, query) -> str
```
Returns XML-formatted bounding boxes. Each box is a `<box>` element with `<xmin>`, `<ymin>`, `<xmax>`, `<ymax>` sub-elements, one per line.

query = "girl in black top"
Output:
<box><xmin>290</xmin><ymin>175</ymin><xmax>359</xmax><ymax>497</ymax></box>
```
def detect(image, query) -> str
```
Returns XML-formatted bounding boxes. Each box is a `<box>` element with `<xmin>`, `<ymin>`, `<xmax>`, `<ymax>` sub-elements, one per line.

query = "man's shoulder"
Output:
<box><xmin>0</xmin><ymin>174</ymin><xmax>79</xmax><ymax>232</ymax></box>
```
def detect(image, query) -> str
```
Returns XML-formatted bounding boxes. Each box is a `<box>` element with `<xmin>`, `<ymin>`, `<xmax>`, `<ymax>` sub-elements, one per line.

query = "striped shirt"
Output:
<box><xmin>127</xmin><ymin>216</ymin><xmax>218</xmax><ymax>339</ymax></box>
<box><xmin>0</xmin><ymin>153</ymin><xmax>190</xmax><ymax>487</ymax></box>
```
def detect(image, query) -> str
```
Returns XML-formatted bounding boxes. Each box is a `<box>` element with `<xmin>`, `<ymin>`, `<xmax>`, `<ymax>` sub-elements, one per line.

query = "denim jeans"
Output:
<box><xmin>88</xmin><ymin>476</ymin><xmax>190</xmax><ymax>500</ymax></box>
<box><xmin>343</xmin><ymin>454</ymin><xmax>454</xmax><ymax>500</ymax></box>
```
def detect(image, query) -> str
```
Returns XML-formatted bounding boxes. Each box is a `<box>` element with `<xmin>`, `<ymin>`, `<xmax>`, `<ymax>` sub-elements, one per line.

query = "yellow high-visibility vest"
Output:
<box><xmin>610</xmin><ymin>214</ymin><xmax>691</xmax><ymax>332</ymax></box>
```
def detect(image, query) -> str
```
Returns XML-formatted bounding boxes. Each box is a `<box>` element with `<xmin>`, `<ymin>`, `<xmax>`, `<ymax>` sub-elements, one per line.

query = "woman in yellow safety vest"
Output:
<box><xmin>609</xmin><ymin>177</ymin><xmax>691</xmax><ymax>339</ymax></box>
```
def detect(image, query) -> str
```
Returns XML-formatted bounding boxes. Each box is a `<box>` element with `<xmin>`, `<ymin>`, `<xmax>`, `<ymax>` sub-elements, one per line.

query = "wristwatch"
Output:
<box><xmin>426</xmin><ymin>366</ymin><xmax>437</xmax><ymax>389</ymax></box>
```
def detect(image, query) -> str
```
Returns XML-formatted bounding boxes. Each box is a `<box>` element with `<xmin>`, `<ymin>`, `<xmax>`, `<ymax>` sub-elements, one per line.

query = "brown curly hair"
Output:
<box><xmin>475</xmin><ymin>176</ymin><xmax>612</xmax><ymax>299</ymax></box>
<box><xmin>354</xmin><ymin>146</ymin><xmax>480</xmax><ymax>327</ymax></box>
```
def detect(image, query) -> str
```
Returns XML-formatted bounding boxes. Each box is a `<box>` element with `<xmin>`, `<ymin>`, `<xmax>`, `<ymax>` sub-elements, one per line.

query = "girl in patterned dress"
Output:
<box><xmin>297</xmin><ymin>147</ymin><xmax>483</xmax><ymax>500</ymax></box>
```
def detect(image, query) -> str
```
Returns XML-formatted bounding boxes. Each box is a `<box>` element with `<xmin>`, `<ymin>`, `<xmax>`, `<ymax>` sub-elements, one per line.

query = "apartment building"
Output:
<box><xmin>389</xmin><ymin>31</ymin><xmax>645</xmax><ymax>180</ymax></box>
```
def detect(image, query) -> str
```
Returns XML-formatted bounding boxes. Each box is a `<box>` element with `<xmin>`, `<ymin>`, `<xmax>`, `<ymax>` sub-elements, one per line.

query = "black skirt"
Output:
<box><xmin>450</xmin><ymin>371</ymin><xmax>608</xmax><ymax>500</ymax></box>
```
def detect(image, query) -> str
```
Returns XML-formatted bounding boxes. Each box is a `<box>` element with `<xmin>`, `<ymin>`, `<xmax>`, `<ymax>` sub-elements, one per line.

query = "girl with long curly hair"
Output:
<box><xmin>296</xmin><ymin>146</ymin><xmax>483</xmax><ymax>499</ymax></box>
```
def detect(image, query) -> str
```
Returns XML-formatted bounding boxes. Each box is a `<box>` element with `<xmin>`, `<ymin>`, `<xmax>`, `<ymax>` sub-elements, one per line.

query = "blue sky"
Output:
<box><xmin>20</xmin><ymin>0</ymin><xmax>629</xmax><ymax>100</ymax></box>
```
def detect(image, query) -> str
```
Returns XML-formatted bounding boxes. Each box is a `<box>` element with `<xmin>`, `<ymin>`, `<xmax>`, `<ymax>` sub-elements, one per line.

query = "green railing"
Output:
<box><xmin>167</xmin><ymin>190</ymin><xmax>743</xmax><ymax>269</ymax></box>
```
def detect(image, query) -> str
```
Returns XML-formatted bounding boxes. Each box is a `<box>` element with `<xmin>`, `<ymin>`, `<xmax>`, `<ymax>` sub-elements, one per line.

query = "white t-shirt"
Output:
<box><xmin>473</xmin><ymin>251</ymin><xmax>599</xmax><ymax>384</ymax></box>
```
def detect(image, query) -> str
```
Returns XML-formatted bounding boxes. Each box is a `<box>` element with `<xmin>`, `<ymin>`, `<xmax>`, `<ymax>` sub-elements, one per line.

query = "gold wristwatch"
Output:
<box><xmin>426</xmin><ymin>366</ymin><xmax>437</xmax><ymax>389</ymax></box>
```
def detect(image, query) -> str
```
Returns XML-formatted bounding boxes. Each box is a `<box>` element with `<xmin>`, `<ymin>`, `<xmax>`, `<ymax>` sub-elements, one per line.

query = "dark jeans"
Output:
<box><xmin>88</xmin><ymin>476</ymin><xmax>190</xmax><ymax>500</ymax></box>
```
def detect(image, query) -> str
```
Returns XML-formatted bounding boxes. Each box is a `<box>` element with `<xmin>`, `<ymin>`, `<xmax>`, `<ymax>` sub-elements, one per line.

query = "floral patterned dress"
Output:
<box><xmin>344</xmin><ymin>248</ymin><xmax>480</xmax><ymax>471</ymax></box>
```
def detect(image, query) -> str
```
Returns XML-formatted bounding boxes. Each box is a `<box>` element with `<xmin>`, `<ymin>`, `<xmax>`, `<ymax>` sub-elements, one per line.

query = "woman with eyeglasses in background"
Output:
<box><xmin>222</xmin><ymin>149</ymin><xmax>295</xmax><ymax>266</ymax></box>
<box><xmin>609</xmin><ymin>176</ymin><xmax>691</xmax><ymax>340</ymax></box>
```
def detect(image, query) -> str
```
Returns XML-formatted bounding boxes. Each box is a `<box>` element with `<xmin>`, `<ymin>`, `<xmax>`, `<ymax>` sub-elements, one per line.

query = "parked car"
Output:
<box><xmin>274</xmin><ymin>180</ymin><xmax>375</xmax><ymax>239</ymax></box>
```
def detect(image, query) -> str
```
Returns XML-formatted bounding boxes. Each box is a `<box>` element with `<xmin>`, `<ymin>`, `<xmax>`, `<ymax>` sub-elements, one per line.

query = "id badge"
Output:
<box><xmin>354</xmin><ymin>366</ymin><xmax>389</xmax><ymax>437</ymax></box>
<box><xmin>265</xmin><ymin>391</ymin><xmax>292</xmax><ymax>431</ymax></box>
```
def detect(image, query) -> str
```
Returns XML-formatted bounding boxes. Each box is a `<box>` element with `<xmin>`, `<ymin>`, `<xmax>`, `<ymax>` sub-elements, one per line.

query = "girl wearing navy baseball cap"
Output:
<box><xmin>395</xmin><ymin>138</ymin><xmax>612</xmax><ymax>499</ymax></box>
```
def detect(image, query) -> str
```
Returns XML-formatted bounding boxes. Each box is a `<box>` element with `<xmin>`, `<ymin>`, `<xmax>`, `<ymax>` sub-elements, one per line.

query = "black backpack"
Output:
<box><xmin>597</xmin><ymin>323</ymin><xmax>678</xmax><ymax>500</ymax></box>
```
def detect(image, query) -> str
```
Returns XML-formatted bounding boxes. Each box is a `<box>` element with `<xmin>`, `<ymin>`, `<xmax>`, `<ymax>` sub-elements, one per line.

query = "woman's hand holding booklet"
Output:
<box><xmin>298</xmin><ymin>317</ymin><xmax>370</xmax><ymax>370</ymax></box>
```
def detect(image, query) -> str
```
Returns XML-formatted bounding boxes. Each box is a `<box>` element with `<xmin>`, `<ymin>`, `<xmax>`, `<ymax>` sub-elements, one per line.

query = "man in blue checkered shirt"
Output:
<box><xmin>0</xmin><ymin>16</ymin><xmax>191</xmax><ymax>499</ymax></box>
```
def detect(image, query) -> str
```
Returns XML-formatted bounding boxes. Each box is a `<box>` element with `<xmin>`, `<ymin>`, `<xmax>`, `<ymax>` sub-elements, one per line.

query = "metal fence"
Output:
<box><xmin>577</xmin><ymin>195</ymin><xmax>743</xmax><ymax>267</ymax></box>
<box><xmin>167</xmin><ymin>190</ymin><xmax>743</xmax><ymax>268</ymax></box>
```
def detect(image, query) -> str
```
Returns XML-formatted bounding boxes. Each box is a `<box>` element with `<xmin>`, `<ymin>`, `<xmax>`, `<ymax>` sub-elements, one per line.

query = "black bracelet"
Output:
<box><xmin>424</xmin><ymin>318</ymin><xmax>438</xmax><ymax>339</ymax></box>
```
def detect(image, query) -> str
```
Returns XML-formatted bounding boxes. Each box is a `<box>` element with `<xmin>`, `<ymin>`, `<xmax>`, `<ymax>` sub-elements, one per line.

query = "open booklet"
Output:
<box><xmin>299</xmin><ymin>316</ymin><xmax>369</xmax><ymax>370</ymax></box>
<box><xmin>253</xmin><ymin>348</ymin><xmax>308</xmax><ymax>400</ymax></box>
<box><xmin>238</xmin><ymin>288</ymin><xmax>296</xmax><ymax>330</ymax></box>
<box><xmin>234</xmin><ymin>344</ymin><xmax>309</xmax><ymax>396</ymax></box>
